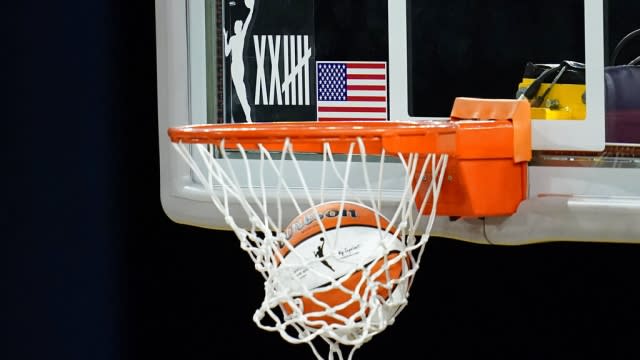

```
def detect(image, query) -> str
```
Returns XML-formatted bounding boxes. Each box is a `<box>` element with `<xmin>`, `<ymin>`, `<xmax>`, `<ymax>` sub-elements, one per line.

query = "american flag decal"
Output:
<box><xmin>316</xmin><ymin>61</ymin><xmax>388</xmax><ymax>121</ymax></box>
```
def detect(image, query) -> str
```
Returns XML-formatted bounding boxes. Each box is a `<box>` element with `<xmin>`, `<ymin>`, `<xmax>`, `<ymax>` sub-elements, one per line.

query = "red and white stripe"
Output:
<box><xmin>317</xmin><ymin>61</ymin><xmax>387</xmax><ymax>121</ymax></box>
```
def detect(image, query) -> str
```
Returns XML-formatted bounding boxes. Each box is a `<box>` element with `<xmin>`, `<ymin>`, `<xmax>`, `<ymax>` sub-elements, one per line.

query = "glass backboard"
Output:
<box><xmin>156</xmin><ymin>0</ymin><xmax>640</xmax><ymax>243</ymax></box>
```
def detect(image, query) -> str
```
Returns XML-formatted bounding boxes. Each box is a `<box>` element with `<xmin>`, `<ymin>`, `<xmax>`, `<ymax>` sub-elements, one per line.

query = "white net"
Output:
<box><xmin>172</xmin><ymin>136</ymin><xmax>448</xmax><ymax>360</ymax></box>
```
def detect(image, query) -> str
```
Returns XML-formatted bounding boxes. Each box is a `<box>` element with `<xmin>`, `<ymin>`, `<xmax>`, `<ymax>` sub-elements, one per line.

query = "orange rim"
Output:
<box><xmin>167</xmin><ymin>98</ymin><xmax>530</xmax><ymax>158</ymax></box>
<box><xmin>168</xmin><ymin>121</ymin><xmax>458</xmax><ymax>155</ymax></box>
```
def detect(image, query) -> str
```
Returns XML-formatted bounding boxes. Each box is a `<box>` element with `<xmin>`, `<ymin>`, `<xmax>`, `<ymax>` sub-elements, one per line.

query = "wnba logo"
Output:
<box><xmin>253</xmin><ymin>35</ymin><xmax>312</xmax><ymax>106</ymax></box>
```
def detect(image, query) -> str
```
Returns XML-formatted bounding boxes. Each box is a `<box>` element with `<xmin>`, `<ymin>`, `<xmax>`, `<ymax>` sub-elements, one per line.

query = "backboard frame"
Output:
<box><xmin>388</xmin><ymin>0</ymin><xmax>606</xmax><ymax>151</ymax></box>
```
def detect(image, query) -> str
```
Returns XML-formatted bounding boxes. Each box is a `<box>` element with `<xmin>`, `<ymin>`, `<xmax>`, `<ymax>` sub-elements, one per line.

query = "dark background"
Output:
<box><xmin>5</xmin><ymin>1</ymin><xmax>640</xmax><ymax>359</ymax></box>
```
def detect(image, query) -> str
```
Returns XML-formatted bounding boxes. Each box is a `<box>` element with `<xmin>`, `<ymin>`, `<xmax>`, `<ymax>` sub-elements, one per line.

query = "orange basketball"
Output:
<box><xmin>276</xmin><ymin>201</ymin><xmax>412</xmax><ymax>326</ymax></box>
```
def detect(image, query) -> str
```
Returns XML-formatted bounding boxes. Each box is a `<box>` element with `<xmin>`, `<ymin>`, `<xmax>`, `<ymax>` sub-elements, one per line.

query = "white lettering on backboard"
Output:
<box><xmin>254</xmin><ymin>35</ymin><xmax>312</xmax><ymax>106</ymax></box>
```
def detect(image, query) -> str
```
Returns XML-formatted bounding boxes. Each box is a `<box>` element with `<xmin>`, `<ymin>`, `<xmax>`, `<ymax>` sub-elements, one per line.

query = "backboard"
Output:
<box><xmin>156</xmin><ymin>0</ymin><xmax>640</xmax><ymax>244</ymax></box>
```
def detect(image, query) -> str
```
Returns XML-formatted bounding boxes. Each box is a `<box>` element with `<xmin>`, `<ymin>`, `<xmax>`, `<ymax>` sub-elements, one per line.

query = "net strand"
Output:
<box><xmin>356</xmin><ymin>137</ymin><xmax>385</xmax><ymax>238</ymax></box>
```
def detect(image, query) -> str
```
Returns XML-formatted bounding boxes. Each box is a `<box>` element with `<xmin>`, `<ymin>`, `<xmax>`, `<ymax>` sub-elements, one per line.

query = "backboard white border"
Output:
<box><xmin>157</xmin><ymin>0</ymin><xmax>222</xmax><ymax>228</ymax></box>
<box><xmin>388</xmin><ymin>0</ymin><xmax>606</xmax><ymax>151</ymax></box>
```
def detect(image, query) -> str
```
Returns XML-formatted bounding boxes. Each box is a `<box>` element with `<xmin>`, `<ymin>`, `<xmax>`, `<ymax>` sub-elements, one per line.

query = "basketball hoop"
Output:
<box><xmin>167</xmin><ymin>98</ymin><xmax>531</xmax><ymax>359</ymax></box>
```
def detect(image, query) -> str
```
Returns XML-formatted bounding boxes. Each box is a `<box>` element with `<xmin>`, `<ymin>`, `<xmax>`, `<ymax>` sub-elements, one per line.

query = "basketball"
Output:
<box><xmin>276</xmin><ymin>201</ymin><xmax>412</xmax><ymax>326</ymax></box>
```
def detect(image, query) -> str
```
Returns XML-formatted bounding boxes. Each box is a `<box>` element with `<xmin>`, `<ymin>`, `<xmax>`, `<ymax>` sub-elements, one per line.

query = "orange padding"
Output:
<box><xmin>450</xmin><ymin>97</ymin><xmax>531</xmax><ymax>163</ymax></box>
<box><xmin>415</xmin><ymin>98</ymin><xmax>531</xmax><ymax>217</ymax></box>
